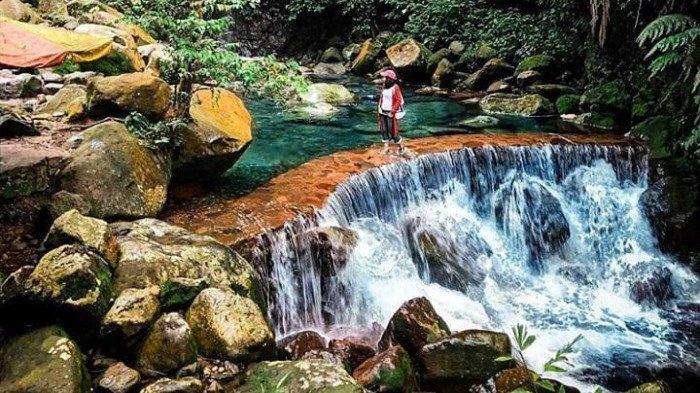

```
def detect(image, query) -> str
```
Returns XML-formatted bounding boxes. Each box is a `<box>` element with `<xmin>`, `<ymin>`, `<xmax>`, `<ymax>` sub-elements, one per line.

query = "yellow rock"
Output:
<box><xmin>189</xmin><ymin>88</ymin><xmax>252</xmax><ymax>145</ymax></box>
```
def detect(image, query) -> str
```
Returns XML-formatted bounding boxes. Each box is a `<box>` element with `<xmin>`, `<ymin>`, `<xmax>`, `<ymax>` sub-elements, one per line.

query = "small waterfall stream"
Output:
<box><xmin>247</xmin><ymin>143</ymin><xmax>699</xmax><ymax>390</ymax></box>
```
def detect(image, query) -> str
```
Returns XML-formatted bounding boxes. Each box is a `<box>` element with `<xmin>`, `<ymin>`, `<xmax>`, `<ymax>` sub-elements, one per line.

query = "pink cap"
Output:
<box><xmin>380</xmin><ymin>69</ymin><xmax>397</xmax><ymax>80</ymax></box>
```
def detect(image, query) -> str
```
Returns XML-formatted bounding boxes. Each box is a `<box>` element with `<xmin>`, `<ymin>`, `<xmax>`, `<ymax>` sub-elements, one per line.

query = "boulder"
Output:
<box><xmin>461</xmin><ymin>59</ymin><xmax>515</xmax><ymax>91</ymax></box>
<box><xmin>456</xmin><ymin>44</ymin><xmax>498</xmax><ymax>72</ymax></box>
<box><xmin>459</xmin><ymin>115</ymin><xmax>499</xmax><ymax>129</ymax></box>
<box><xmin>0</xmin><ymin>265</ymin><xmax>32</xmax><ymax>306</ymax></box>
<box><xmin>136</xmin><ymin>312</ymin><xmax>198</xmax><ymax>377</ymax></box>
<box><xmin>138</xmin><ymin>43</ymin><xmax>170</xmax><ymax>74</ymax></box>
<box><xmin>432</xmin><ymin>58</ymin><xmax>454</xmax><ymax>87</ymax></box>
<box><xmin>386</xmin><ymin>38</ymin><xmax>431</xmax><ymax>79</ymax></box>
<box><xmin>277</xmin><ymin>330</ymin><xmax>326</xmax><ymax>360</ymax></box>
<box><xmin>494</xmin><ymin>173</ymin><xmax>570</xmax><ymax>272</ymax></box>
<box><xmin>572</xmin><ymin>112</ymin><xmax>616</xmax><ymax>130</ymax></box>
<box><xmin>236</xmin><ymin>360</ymin><xmax>363</xmax><ymax>393</ymax></box>
<box><xmin>629</xmin><ymin>266</ymin><xmax>674</xmax><ymax>307</ymax></box>
<box><xmin>300</xmin><ymin>83</ymin><xmax>355</xmax><ymax>106</ymax></box>
<box><xmin>159</xmin><ymin>277</ymin><xmax>209</xmax><ymax>310</ymax></box>
<box><xmin>342</xmin><ymin>43</ymin><xmax>361</xmax><ymax>62</ymax></box>
<box><xmin>320</xmin><ymin>47</ymin><xmax>344</xmax><ymax>63</ymax></box>
<box><xmin>555</xmin><ymin>94</ymin><xmax>582</xmax><ymax>115</ymax></box>
<box><xmin>486</xmin><ymin>80</ymin><xmax>512</xmax><ymax>94</ymax></box>
<box><xmin>299</xmin><ymin>349</ymin><xmax>344</xmax><ymax>367</ymax></box>
<box><xmin>35</xmin><ymin>84</ymin><xmax>88</xmax><ymax>122</ymax></box>
<box><xmin>98</xmin><ymin>362</ymin><xmax>141</xmax><ymax>393</ymax></box>
<box><xmin>0</xmin><ymin>109</ymin><xmax>36</xmax><ymax>138</ymax></box>
<box><xmin>0</xmin><ymin>143</ymin><xmax>68</xmax><ymax>199</ymax></box>
<box><xmin>526</xmin><ymin>84</ymin><xmax>578</xmax><ymax>102</ymax></box>
<box><xmin>38</xmin><ymin>0</ymin><xmax>68</xmax><ymax>17</ymax></box>
<box><xmin>470</xmin><ymin>367</ymin><xmax>532</xmax><ymax>393</ymax></box>
<box><xmin>313</xmin><ymin>62</ymin><xmax>347</xmax><ymax>75</ymax></box>
<box><xmin>26</xmin><ymin>244</ymin><xmax>113</xmax><ymax>318</ymax></box>
<box><xmin>626</xmin><ymin>381</ymin><xmax>671</xmax><ymax>393</ymax></box>
<box><xmin>479</xmin><ymin>93</ymin><xmax>554</xmax><ymax>116</ymax></box>
<box><xmin>101</xmin><ymin>287</ymin><xmax>161</xmax><ymax>341</ymax></box>
<box><xmin>185</xmin><ymin>288</ymin><xmax>274</xmax><ymax>362</ymax></box>
<box><xmin>516</xmin><ymin>70</ymin><xmax>542</xmax><ymax>87</ymax></box>
<box><xmin>48</xmin><ymin>190</ymin><xmax>91</xmax><ymax>219</ymax></box>
<box><xmin>515</xmin><ymin>55</ymin><xmax>557</xmax><ymax>76</ymax></box>
<box><xmin>427</xmin><ymin>48</ymin><xmax>450</xmax><ymax>72</ymax></box>
<box><xmin>64</xmin><ymin>71</ymin><xmax>97</xmax><ymax>85</ymax></box>
<box><xmin>299</xmin><ymin>226</ymin><xmax>358</xmax><ymax>278</ymax></box>
<box><xmin>44</xmin><ymin>82</ymin><xmax>64</xmax><ymax>94</ymax></box>
<box><xmin>419</xmin><ymin>330</ymin><xmax>511</xmax><ymax>388</ymax></box>
<box><xmin>59</xmin><ymin>121</ymin><xmax>171</xmax><ymax>219</ymax></box>
<box><xmin>0</xmin><ymin>326</ymin><xmax>90</xmax><ymax>392</ymax></box>
<box><xmin>109</xmin><ymin>219</ymin><xmax>261</xmax><ymax>303</ymax></box>
<box><xmin>42</xmin><ymin>209</ymin><xmax>119</xmax><ymax>264</ymax></box>
<box><xmin>86</xmin><ymin>72</ymin><xmax>171</xmax><ymax>117</ymax></box>
<box><xmin>378</xmin><ymin>296</ymin><xmax>451</xmax><ymax>356</ymax></box>
<box><xmin>0</xmin><ymin>73</ymin><xmax>43</xmax><ymax>99</ymax></box>
<box><xmin>350</xmin><ymin>39</ymin><xmax>383</xmax><ymax>74</ymax></box>
<box><xmin>141</xmin><ymin>377</ymin><xmax>203</xmax><ymax>393</ymax></box>
<box><xmin>0</xmin><ymin>0</ymin><xmax>42</xmax><ymax>22</ymax></box>
<box><xmin>328</xmin><ymin>338</ymin><xmax>375</xmax><ymax>372</ymax></box>
<box><xmin>174</xmin><ymin>88</ymin><xmax>252</xmax><ymax>182</ymax></box>
<box><xmin>352</xmin><ymin>346</ymin><xmax>414</xmax><ymax>392</ymax></box>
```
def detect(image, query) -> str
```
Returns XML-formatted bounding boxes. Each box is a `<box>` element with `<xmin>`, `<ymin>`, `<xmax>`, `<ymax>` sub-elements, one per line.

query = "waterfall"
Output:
<box><xmin>247</xmin><ymin>143</ymin><xmax>699</xmax><ymax>390</ymax></box>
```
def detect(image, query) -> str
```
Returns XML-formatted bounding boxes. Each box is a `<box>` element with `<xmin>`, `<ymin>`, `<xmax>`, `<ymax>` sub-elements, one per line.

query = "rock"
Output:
<box><xmin>0</xmin><ymin>73</ymin><xmax>43</xmax><ymax>99</ymax></box>
<box><xmin>573</xmin><ymin>112</ymin><xmax>616</xmax><ymax>130</ymax></box>
<box><xmin>41</xmin><ymin>71</ymin><xmax>64</xmax><ymax>84</ymax></box>
<box><xmin>470</xmin><ymin>367</ymin><xmax>531</xmax><ymax>393</ymax></box>
<box><xmin>432</xmin><ymin>58</ymin><xmax>454</xmax><ymax>87</ymax></box>
<box><xmin>479</xmin><ymin>93</ymin><xmax>554</xmax><ymax>116</ymax></box>
<box><xmin>486</xmin><ymin>80</ymin><xmax>511</xmax><ymax>94</ymax></box>
<box><xmin>515</xmin><ymin>55</ymin><xmax>557</xmax><ymax>76</ymax></box>
<box><xmin>328</xmin><ymin>338</ymin><xmax>375</xmax><ymax>372</ymax></box>
<box><xmin>299</xmin><ymin>349</ymin><xmax>344</xmax><ymax>367</ymax></box>
<box><xmin>526</xmin><ymin>84</ymin><xmax>578</xmax><ymax>101</ymax></box>
<box><xmin>299</xmin><ymin>226</ymin><xmax>358</xmax><ymax>278</ymax></box>
<box><xmin>277</xmin><ymin>330</ymin><xmax>326</xmax><ymax>360</ymax></box>
<box><xmin>342</xmin><ymin>43</ymin><xmax>361</xmax><ymax>62</ymax></box>
<box><xmin>109</xmin><ymin>219</ymin><xmax>261</xmax><ymax>302</ymax></box>
<box><xmin>456</xmin><ymin>44</ymin><xmax>498</xmax><ymax>72</ymax></box>
<box><xmin>0</xmin><ymin>0</ymin><xmax>42</xmax><ymax>23</ymax></box>
<box><xmin>299</xmin><ymin>102</ymin><xmax>339</xmax><ymax>118</ymax></box>
<box><xmin>38</xmin><ymin>0</ymin><xmax>68</xmax><ymax>17</ymax></box>
<box><xmin>320</xmin><ymin>47</ymin><xmax>344</xmax><ymax>63</ymax></box>
<box><xmin>42</xmin><ymin>209</ymin><xmax>118</xmax><ymax>263</ymax></box>
<box><xmin>0</xmin><ymin>144</ymin><xmax>68</xmax><ymax>199</ymax></box>
<box><xmin>0</xmin><ymin>265</ymin><xmax>32</xmax><ymax>306</ymax></box>
<box><xmin>159</xmin><ymin>277</ymin><xmax>209</xmax><ymax>310</ymax></box>
<box><xmin>386</xmin><ymin>38</ymin><xmax>431</xmax><ymax>79</ymax></box>
<box><xmin>48</xmin><ymin>190</ymin><xmax>91</xmax><ymax>219</ymax></box>
<box><xmin>419</xmin><ymin>330</ymin><xmax>511</xmax><ymax>388</ymax></box>
<box><xmin>353</xmin><ymin>346</ymin><xmax>414</xmax><ymax>392</ymax></box>
<box><xmin>138</xmin><ymin>43</ymin><xmax>170</xmax><ymax>74</ymax></box>
<box><xmin>44</xmin><ymin>82</ymin><xmax>64</xmax><ymax>94</ymax></box>
<box><xmin>0</xmin><ymin>110</ymin><xmax>36</xmax><ymax>138</ymax></box>
<box><xmin>64</xmin><ymin>71</ymin><xmax>97</xmax><ymax>85</ymax></box>
<box><xmin>35</xmin><ymin>84</ymin><xmax>88</xmax><ymax>122</ymax></box>
<box><xmin>555</xmin><ymin>94</ymin><xmax>582</xmax><ymax>115</ymax></box>
<box><xmin>630</xmin><ymin>267</ymin><xmax>674</xmax><ymax>307</ymax></box>
<box><xmin>448</xmin><ymin>41</ymin><xmax>466</xmax><ymax>57</ymax></box>
<box><xmin>494</xmin><ymin>173</ymin><xmax>569</xmax><ymax>271</ymax></box>
<box><xmin>313</xmin><ymin>62</ymin><xmax>347</xmax><ymax>75</ymax></box>
<box><xmin>236</xmin><ymin>360</ymin><xmax>363</xmax><ymax>393</ymax></box>
<box><xmin>101</xmin><ymin>287</ymin><xmax>161</xmax><ymax>341</ymax></box>
<box><xmin>350</xmin><ymin>39</ymin><xmax>383</xmax><ymax>74</ymax></box>
<box><xmin>626</xmin><ymin>381</ymin><xmax>671</xmax><ymax>393</ymax></box>
<box><xmin>185</xmin><ymin>288</ymin><xmax>274</xmax><ymax>362</ymax></box>
<box><xmin>136</xmin><ymin>312</ymin><xmax>198</xmax><ymax>377</ymax></box>
<box><xmin>0</xmin><ymin>326</ymin><xmax>90</xmax><ymax>393</ymax></box>
<box><xmin>300</xmin><ymin>83</ymin><xmax>355</xmax><ymax>106</ymax></box>
<box><xmin>98</xmin><ymin>362</ymin><xmax>141</xmax><ymax>393</ymax></box>
<box><xmin>59</xmin><ymin>121</ymin><xmax>171</xmax><ymax>219</ymax></box>
<box><xmin>516</xmin><ymin>70</ymin><xmax>542</xmax><ymax>87</ymax></box>
<box><xmin>174</xmin><ymin>88</ymin><xmax>252</xmax><ymax>182</ymax></box>
<box><xmin>86</xmin><ymin>72</ymin><xmax>171</xmax><ymax>117</ymax></box>
<box><xmin>26</xmin><ymin>244</ymin><xmax>113</xmax><ymax>318</ymax></box>
<box><xmin>378</xmin><ymin>296</ymin><xmax>451</xmax><ymax>356</ymax></box>
<box><xmin>461</xmin><ymin>59</ymin><xmax>515</xmax><ymax>91</ymax></box>
<box><xmin>580</xmin><ymin>80</ymin><xmax>631</xmax><ymax>117</ymax></box>
<box><xmin>141</xmin><ymin>377</ymin><xmax>203</xmax><ymax>393</ymax></box>
<box><xmin>459</xmin><ymin>115</ymin><xmax>499</xmax><ymax>129</ymax></box>
<box><xmin>427</xmin><ymin>48</ymin><xmax>450</xmax><ymax>72</ymax></box>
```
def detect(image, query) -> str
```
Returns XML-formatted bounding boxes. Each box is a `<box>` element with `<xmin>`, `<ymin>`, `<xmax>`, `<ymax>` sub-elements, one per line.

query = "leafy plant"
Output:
<box><xmin>124</xmin><ymin>112</ymin><xmax>185</xmax><ymax>151</ymax></box>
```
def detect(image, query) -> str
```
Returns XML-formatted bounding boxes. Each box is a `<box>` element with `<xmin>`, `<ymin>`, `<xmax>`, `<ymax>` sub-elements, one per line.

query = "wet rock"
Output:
<box><xmin>343</xmin><ymin>43</ymin><xmax>361</xmax><ymax>62</ymax></box>
<box><xmin>98</xmin><ymin>362</ymin><xmax>141</xmax><ymax>393</ymax></box>
<box><xmin>320</xmin><ymin>47</ymin><xmax>344</xmax><ymax>63</ymax></box>
<box><xmin>277</xmin><ymin>330</ymin><xmax>326</xmax><ymax>360</ymax></box>
<box><xmin>0</xmin><ymin>143</ymin><xmax>68</xmax><ymax>199</ymax></box>
<box><xmin>459</xmin><ymin>115</ymin><xmax>499</xmax><ymax>129</ymax></box>
<box><xmin>42</xmin><ymin>209</ymin><xmax>119</xmax><ymax>264</ymax></box>
<box><xmin>419</xmin><ymin>330</ymin><xmax>512</xmax><ymax>388</ymax></box>
<box><xmin>494</xmin><ymin>173</ymin><xmax>570</xmax><ymax>271</ymax></box>
<box><xmin>0</xmin><ymin>326</ymin><xmax>91</xmax><ymax>393</ymax></box>
<box><xmin>141</xmin><ymin>377</ymin><xmax>203</xmax><ymax>393</ymax></box>
<box><xmin>110</xmin><ymin>219</ymin><xmax>261</xmax><ymax>303</ymax></box>
<box><xmin>35</xmin><ymin>84</ymin><xmax>88</xmax><ymax>122</ymax></box>
<box><xmin>378</xmin><ymin>296</ymin><xmax>451</xmax><ymax>356</ymax></box>
<box><xmin>469</xmin><ymin>367</ymin><xmax>531</xmax><ymax>393</ymax></box>
<box><xmin>185</xmin><ymin>288</ymin><xmax>274</xmax><ymax>362</ymax></box>
<box><xmin>479</xmin><ymin>93</ymin><xmax>554</xmax><ymax>116</ymax></box>
<box><xmin>59</xmin><ymin>121</ymin><xmax>171</xmax><ymax>219</ymax></box>
<box><xmin>626</xmin><ymin>380</ymin><xmax>671</xmax><ymax>393</ymax></box>
<box><xmin>101</xmin><ymin>287</ymin><xmax>161</xmax><ymax>341</ymax></box>
<box><xmin>432</xmin><ymin>58</ymin><xmax>454</xmax><ymax>87</ymax></box>
<box><xmin>526</xmin><ymin>84</ymin><xmax>578</xmax><ymax>102</ymax></box>
<box><xmin>299</xmin><ymin>348</ymin><xmax>344</xmax><ymax>367</ymax></box>
<box><xmin>26</xmin><ymin>244</ymin><xmax>113</xmax><ymax>318</ymax></box>
<box><xmin>461</xmin><ymin>59</ymin><xmax>515</xmax><ymax>91</ymax></box>
<box><xmin>174</xmin><ymin>88</ymin><xmax>252</xmax><ymax>182</ymax></box>
<box><xmin>352</xmin><ymin>346</ymin><xmax>414</xmax><ymax>392</ymax></box>
<box><xmin>236</xmin><ymin>360</ymin><xmax>363</xmax><ymax>393</ymax></box>
<box><xmin>159</xmin><ymin>277</ymin><xmax>209</xmax><ymax>310</ymax></box>
<box><xmin>516</xmin><ymin>70</ymin><xmax>542</xmax><ymax>87</ymax></box>
<box><xmin>313</xmin><ymin>62</ymin><xmax>347</xmax><ymax>75</ymax></box>
<box><xmin>136</xmin><ymin>312</ymin><xmax>198</xmax><ymax>377</ymax></box>
<box><xmin>351</xmin><ymin>39</ymin><xmax>383</xmax><ymax>74</ymax></box>
<box><xmin>630</xmin><ymin>267</ymin><xmax>674</xmax><ymax>307</ymax></box>
<box><xmin>0</xmin><ymin>73</ymin><xmax>43</xmax><ymax>99</ymax></box>
<box><xmin>328</xmin><ymin>338</ymin><xmax>376</xmax><ymax>372</ymax></box>
<box><xmin>386</xmin><ymin>38</ymin><xmax>431</xmax><ymax>79</ymax></box>
<box><xmin>300</xmin><ymin>226</ymin><xmax>358</xmax><ymax>277</ymax></box>
<box><xmin>300</xmin><ymin>83</ymin><xmax>355</xmax><ymax>106</ymax></box>
<box><xmin>86</xmin><ymin>72</ymin><xmax>171</xmax><ymax>117</ymax></box>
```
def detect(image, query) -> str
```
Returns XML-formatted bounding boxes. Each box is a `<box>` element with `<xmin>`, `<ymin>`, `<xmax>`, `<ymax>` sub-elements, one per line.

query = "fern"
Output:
<box><xmin>645</xmin><ymin>27</ymin><xmax>700</xmax><ymax>59</ymax></box>
<box><xmin>648</xmin><ymin>52</ymin><xmax>683</xmax><ymax>77</ymax></box>
<box><xmin>637</xmin><ymin>14</ymin><xmax>698</xmax><ymax>46</ymax></box>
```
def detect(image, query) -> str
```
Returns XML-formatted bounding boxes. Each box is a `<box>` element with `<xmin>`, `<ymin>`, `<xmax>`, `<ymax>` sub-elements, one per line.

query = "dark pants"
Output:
<box><xmin>378</xmin><ymin>114</ymin><xmax>401</xmax><ymax>143</ymax></box>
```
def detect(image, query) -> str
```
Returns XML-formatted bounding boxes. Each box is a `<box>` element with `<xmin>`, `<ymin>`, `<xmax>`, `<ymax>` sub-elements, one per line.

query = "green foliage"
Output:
<box><xmin>516</xmin><ymin>55</ymin><xmax>555</xmax><ymax>74</ymax></box>
<box><xmin>53</xmin><ymin>58</ymin><xmax>81</xmax><ymax>75</ymax></box>
<box><xmin>233</xmin><ymin>57</ymin><xmax>309</xmax><ymax>101</ymax></box>
<box><xmin>80</xmin><ymin>51</ymin><xmax>134</xmax><ymax>76</ymax></box>
<box><xmin>124</xmin><ymin>111</ymin><xmax>184</xmax><ymax>150</ymax></box>
<box><xmin>581</xmin><ymin>81</ymin><xmax>632</xmax><ymax>114</ymax></box>
<box><xmin>556</xmin><ymin>95</ymin><xmax>582</xmax><ymax>114</ymax></box>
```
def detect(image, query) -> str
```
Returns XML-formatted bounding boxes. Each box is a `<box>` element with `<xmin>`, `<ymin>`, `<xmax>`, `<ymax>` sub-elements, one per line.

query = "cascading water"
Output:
<box><xmin>248</xmin><ymin>143</ymin><xmax>700</xmax><ymax>391</ymax></box>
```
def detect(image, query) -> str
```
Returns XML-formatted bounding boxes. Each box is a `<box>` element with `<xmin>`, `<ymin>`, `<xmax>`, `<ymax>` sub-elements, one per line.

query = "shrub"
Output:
<box><xmin>556</xmin><ymin>94</ymin><xmax>581</xmax><ymax>114</ymax></box>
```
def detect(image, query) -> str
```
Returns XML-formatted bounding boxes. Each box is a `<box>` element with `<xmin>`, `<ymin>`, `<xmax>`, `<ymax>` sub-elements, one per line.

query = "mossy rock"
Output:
<box><xmin>237</xmin><ymin>360</ymin><xmax>363</xmax><ymax>393</ymax></box>
<box><xmin>300</xmin><ymin>83</ymin><xmax>355</xmax><ymax>106</ymax></box>
<box><xmin>35</xmin><ymin>84</ymin><xmax>88</xmax><ymax>122</ymax></box>
<box><xmin>574</xmin><ymin>112</ymin><xmax>617</xmax><ymax>131</ymax></box>
<box><xmin>352</xmin><ymin>346</ymin><xmax>414</xmax><ymax>392</ymax></box>
<box><xmin>580</xmin><ymin>80</ymin><xmax>632</xmax><ymax>116</ymax></box>
<box><xmin>158</xmin><ymin>277</ymin><xmax>209</xmax><ymax>310</ymax></box>
<box><xmin>626</xmin><ymin>381</ymin><xmax>671</xmax><ymax>393</ymax></box>
<box><xmin>515</xmin><ymin>54</ymin><xmax>556</xmax><ymax>75</ymax></box>
<box><xmin>631</xmin><ymin>116</ymin><xmax>679</xmax><ymax>159</ymax></box>
<box><xmin>350</xmin><ymin>39</ymin><xmax>383</xmax><ymax>74</ymax></box>
<box><xmin>42</xmin><ymin>209</ymin><xmax>118</xmax><ymax>265</ymax></box>
<box><xmin>86</xmin><ymin>72</ymin><xmax>171</xmax><ymax>118</ymax></box>
<box><xmin>0</xmin><ymin>326</ymin><xmax>91</xmax><ymax>393</ymax></box>
<box><xmin>427</xmin><ymin>48</ymin><xmax>450</xmax><ymax>71</ymax></box>
<box><xmin>80</xmin><ymin>50</ymin><xmax>135</xmax><ymax>76</ymax></box>
<box><xmin>479</xmin><ymin>93</ymin><xmax>554</xmax><ymax>116</ymax></box>
<box><xmin>556</xmin><ymin>94</ymin><xmax>582</xmax><ymax>114</ymax></box>
<box><xmin>101</xmin><ymin>287</ymin><xmax>161</xmax><ymax>340</ymax></box>
<box><xmin>456</xmin><ymin>43</ymin><xmax>498</xmax><ymax>72</ymax></box>
<box><xmin>135</xmin><ymin>312</ymin><xmax>197</xmax><ymax>377</ymax></box>
<box><xmin>378</xmin><ymin>297</ymin><xmax>451</xmax><ymax>356</ymax></box>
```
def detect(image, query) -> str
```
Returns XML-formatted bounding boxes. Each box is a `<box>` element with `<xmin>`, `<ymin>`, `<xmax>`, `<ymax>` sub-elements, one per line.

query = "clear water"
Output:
<box><xmin>251</xmin><ymin>144</ymin><xmax>700</xmax><ymax>392</ymax></box>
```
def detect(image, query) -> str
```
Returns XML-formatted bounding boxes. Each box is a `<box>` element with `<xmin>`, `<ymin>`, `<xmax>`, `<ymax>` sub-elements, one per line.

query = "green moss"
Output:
<box><xmin>158</xmin><ymin>278</ymin><xmax>208</xmax><ymax>310</ymax></box>
<box><xmin>81</xmin><ymin>51</ymin><xmax>134</xmax><ymax>76</ymax></box>
<box><xmin>581</xmin><ymin>80</ymin><xmax>632</xmax><ymax>115</ymax></box>
<box><xmin>556</xmin><ymin>94</ymin><xmax>581</xmax><ymax>114</ymax></box>
<box><xmin>54</xmin><ymin>58</ymin><xmax>81</xmax><ymax>75</ymax></box>
<box><xmin>516</xmin><ymin>54</ymin><xmax>555</xmax><ymax>74</ymax></box>
<box><xmin>377</xmin><ymin>353</ymin><xmax>414</xmax><ymax>391</ymax></box>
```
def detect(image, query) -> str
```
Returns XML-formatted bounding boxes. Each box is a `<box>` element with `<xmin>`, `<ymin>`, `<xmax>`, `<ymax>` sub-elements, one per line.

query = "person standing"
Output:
<box><xmin>377</xmin><ymin>69</ymin><xmax>406</xmax><ymax>155</ymax></box>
